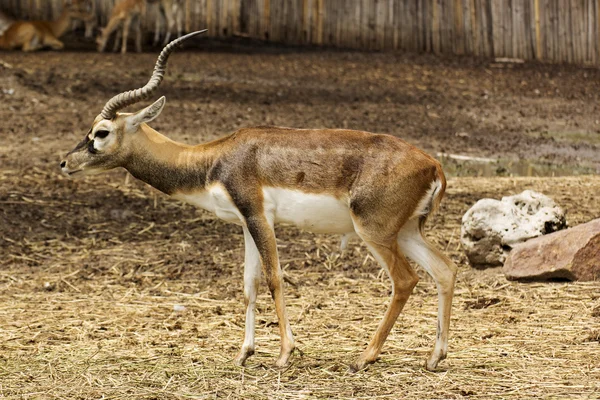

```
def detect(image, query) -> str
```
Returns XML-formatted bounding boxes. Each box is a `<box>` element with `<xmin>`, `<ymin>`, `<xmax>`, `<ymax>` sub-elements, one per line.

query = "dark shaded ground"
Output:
<box><xmin>1</xmin><ymin>35</ymin><xmax>600</xmax><ymax>172</ymax></box>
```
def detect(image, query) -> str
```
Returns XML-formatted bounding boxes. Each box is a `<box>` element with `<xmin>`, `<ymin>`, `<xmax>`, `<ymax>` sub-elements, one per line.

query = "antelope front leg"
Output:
<box><xmin>120</xmin><ymin>16</ymin><xmax>131</xmax><ymax>54</ymax></box>
<box><xmin>134</xmin><ymin>17</ymin><xmax>142</xmax><ymax>53</ymax></box>
<box><xmin>245</xmin><ymin>215</ymin><xmax>295</xmax><ymax>368</ymax></box>
<box><xmin>153</xmin><ymin>9</ymin><xmax>161</xmax><ymax>46</ymax></box>
<box><xmin>235</xmin><ymin>226</ymin><xmax>261</xmax><ymax>366</ymax></box>
<box><xmin>97</xmin><ymin>17</ymin><xmax>121</xmax><ymax>52</ymax></box>
<box><xmin>162</xmin><ymin>5</ymin><xmax>175</xmax><ymax>45</ymax></box>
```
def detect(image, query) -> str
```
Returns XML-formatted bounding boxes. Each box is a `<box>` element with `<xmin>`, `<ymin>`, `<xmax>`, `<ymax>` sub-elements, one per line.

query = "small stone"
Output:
<box><xmin>503</xmin><ymin>219</ymin><xmax>600</xmax><ymax>281</ymax></box>
<box><xmin>461</xmin><ymin>190</ymin><xmax>567</xmax><ymax>268</ymax></box>
<box><xmin>173</xmin><ymin>304</ymin><xmax>186</xmax><ymax>312</ymax></box>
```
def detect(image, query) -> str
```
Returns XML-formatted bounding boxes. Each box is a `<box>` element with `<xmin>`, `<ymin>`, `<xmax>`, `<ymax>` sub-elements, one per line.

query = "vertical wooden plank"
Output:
<box><xmin>589</xmin><ymin>0</ymin><xmax>595</xmax><ymax>63</ymax></box>
<box><xmin>485</xmin><ymin>0</ymin><xmax>493</xmax><ymax>57</ymax></box>
<box><xmin>593</xmin><ymin>0</ymin><xmax>598</xmax><ymax>63</ymax></box>
<box><xmin>504</xmin><ymin>0</ymin><xmax>511</xmax><ymax>57</ymax></box>
<box><xmin>534</xmin><ymin>0</ymin><xmax>542</xmax><ymax>59</ymax></box>
<box><xmin>596</xmin><ymin>0</ymin><xmax>600</xmax><ymax>64</ymax></box>
<box><xmin>206</xmin><ymin>0</ymin><xmax>212</xmax><ymax>36</ymax></box>
<box><xmin>549</xmin><ymin>0</ymin><xmax>554</xmax><ymax>61</ymax></box>
<box><xmin>375</xmin><ymin>0</ymin><xmax>384</xmax><ymax>49</ymax></box>
<box><xmin>470</xmin><ymin>0</ymin><xmax>479</xmax><ymax>56</ymax></box>
<box><xmin>432</xmin><ymin>0</ymin><xmax>439</xmax><ymax>53</ymax></box>
<box><xmin>343</xmin><ymin>0</ymin><xmax>351</xmax><ymax>48</ymax></box>
<box><xmin>263</xmin><ymin>0</ymin><xmax>270</xmax><ymax>40</ymax></box>
<box><xmin>302</xmin><ymin>0</ymin><xmax>309</xmax><ymax>43</ymax></box>
<box><xmin>566</xmin><ymin>0</ymin><xmax>572</xmax><ymax>63</ymax></box>
<box><xmin>462</xmin><ymin>0</ymin><xmax>471</xmax><ymax>54</ymax></box>
<box><xmin>558</xmin><ymin>0</ymin><xmax>565</xmax><ymax>62</ymax></box>
<box><xmin>185</xmin><ymin>0</ymin><xmax>191</xmax><ymax>32</ymax></box>
<box><xmin>513</xmin><ymin>0</ymin><xmax>522</xmax><ymax>59</ymax></box>
<box><xmin>421</xmin><ymin>0</ymin><xmax>426</xmax><ymax>52</ymax></box>
<box><xmin>577</xmin><ymin>0</ymin><xmax>584</xmax><ymax>63</ymax></box>
<box><xmin>422</xmin><ymin>0</ymin><xmax>429</xmax><ymax>52</ymax></box>
<box><xmin>386</xmin><ymin>0</ymin><xmax>394</xmax><ymax>49</ymax></box>
<box><xmin>585</xmin><ymin>0</ymin><xmax>590</xmax><ymax>63</ymax></box>
<box><xmin>438</xmin><ymin>0</ymin><xmax>445</xmax><ymax>53</ymax></box>
<box><xmin>545</xmin><ymin>0</ymin><xmax>552</xmax><ymax>61</ymax></box>
<box><xmin>447</xmin><ymin>0</ymin><xmax>455</xmax><ymax>53</ymax></box>
<box><xmin>574</xmin><ymin>0</ymin><xmax>580</xmax><ymax>63</ymax></box>
<box><xmin>393</xmin><ymin>0</ymin><xmax>400</xmax><ymax>49</ymax></box>
<box><xmin>316</xmin><ymin>0</ymin><xmax>323</xmax><ymax>45</ymax></box>
<box><xmin>454</xmin><ymin>0</ymin><xmax>464</xmax><ymax>54</ymax></box>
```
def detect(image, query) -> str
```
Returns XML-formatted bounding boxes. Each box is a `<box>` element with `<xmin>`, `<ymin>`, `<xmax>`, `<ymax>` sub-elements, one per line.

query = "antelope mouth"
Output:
<box><xmin>61</xmin><ymin>168</ymin><xmax>83</xmax><ymax>177</ymax></box>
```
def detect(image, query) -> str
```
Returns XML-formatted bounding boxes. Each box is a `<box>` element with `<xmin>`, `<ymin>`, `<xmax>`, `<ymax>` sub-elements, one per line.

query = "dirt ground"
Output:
<box><xmin>0</xmin><ymin>37</ymin><xmax>599</xmax><ymax>399</ymax></box>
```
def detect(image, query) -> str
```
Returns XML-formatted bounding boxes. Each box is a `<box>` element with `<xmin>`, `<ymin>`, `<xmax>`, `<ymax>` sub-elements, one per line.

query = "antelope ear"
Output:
<box><xmin>125</xmin><ymin>96</ymin><xmax>166</xmax><ymax>129</ymax></box>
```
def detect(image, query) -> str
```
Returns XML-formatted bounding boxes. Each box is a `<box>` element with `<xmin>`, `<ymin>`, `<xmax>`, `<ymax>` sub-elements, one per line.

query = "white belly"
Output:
<box><xmin>263</xmin><ymin>187</ymin><xmax>355</xmax><ymax>234</ymax></box>
<box><xmin>174</xmin><ymin>185</ymin><xmax>355</xmax><ymax>234</ymax></box>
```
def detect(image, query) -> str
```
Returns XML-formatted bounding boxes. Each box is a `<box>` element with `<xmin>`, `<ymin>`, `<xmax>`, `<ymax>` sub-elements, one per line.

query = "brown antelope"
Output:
<box><xmin>150</xmin><ymin>0</ymin><xmax>184</xmax><ymax>46</ymax></box>
<box><xmin>60</xmin><ymin>31</ymin><xmax>457</xmax><ymax>372</ymax></box>
<box><xmin>0</xmin><ymin>10</ymin><xmax>14</xmax><ymax>36</ymax></box>
<box><xmin>96</xmin><ymin>0</ymin><xmax>145</xmax><ymax>54</ymax></box>
<box><xmin>70</xmin><ymin>0</ymin><xmax>96</xmax><ymax>39</ymax></box>
<box><xmin>0</xmin><ymin>1</ymin><xmax>93</xmax><ymax>51</ymax></box>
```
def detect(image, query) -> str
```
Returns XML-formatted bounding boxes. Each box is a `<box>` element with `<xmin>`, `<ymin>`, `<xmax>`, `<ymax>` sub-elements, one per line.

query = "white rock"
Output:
<box><xmin>461</xmin><ymin>190</ymin><xmax>567</xmax><ymax>268</ymax></box>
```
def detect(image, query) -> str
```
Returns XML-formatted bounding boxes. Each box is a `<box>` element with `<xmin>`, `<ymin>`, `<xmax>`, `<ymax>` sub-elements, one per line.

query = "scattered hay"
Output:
<box><xmin>1</xmin><ymin>168</ymin><xmax>599</xmax><ymax>398</ymax></box>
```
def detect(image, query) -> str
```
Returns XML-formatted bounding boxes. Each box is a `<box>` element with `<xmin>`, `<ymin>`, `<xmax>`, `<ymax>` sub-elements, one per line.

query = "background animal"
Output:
<box><xmin>96</xmin><ymin>0</ymin><xmax>145</xmax><ymax>54</ymax></box>
<box><xmin>0</xmin><ymin>0</ymin><xmax>92</xmax><ymax>51</ymax></box>
<box><xmin>70</xmin><ymin>0</ymin><xmax>96</xmax><ymax>39</ymax></box>
<box><xmin>0</xmin><ymin>9</ymin><xmax>14</xmax><ymax>36</ymax></box>
<box><xmin>149</xmin><ymin>0</ymin><xmax>184</xmax><ymax>46</ymax></box>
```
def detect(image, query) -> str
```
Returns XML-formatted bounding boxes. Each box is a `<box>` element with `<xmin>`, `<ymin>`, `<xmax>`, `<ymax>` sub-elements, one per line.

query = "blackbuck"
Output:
<box><xmin>61</xmin><ymin>31</ymin><xmax>457</xmax><ymax>372</ymax></box>
<box><xmin>149</xmin><ymin>0</ymin><xmax>184</xmax><ymax>46</ymax></box>
<box><xmin>0</xmin><ymin>10</ymin><xmax>13</xmax><ymax>36</ymax></box>
<box><xmin>0</xmin><ymin>1</ymin><xmax>93</xmax><ymax>51</ymax></box>
<box><xmin>96</xmin><ymin>0</ymin><xmax>145</xmax><ymax>54</ymax></box>
<box><xmin>70</xmin><ymin>0</ymin><xmax>96</xmax><ymax>39</ymax></box>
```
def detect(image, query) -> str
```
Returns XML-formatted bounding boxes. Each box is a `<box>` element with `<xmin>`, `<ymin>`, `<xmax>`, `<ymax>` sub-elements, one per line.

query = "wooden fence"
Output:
<box><xmin>0</xmin><ymin>0</ymin><xmax>599</xmax><ymax>65</ymax></box>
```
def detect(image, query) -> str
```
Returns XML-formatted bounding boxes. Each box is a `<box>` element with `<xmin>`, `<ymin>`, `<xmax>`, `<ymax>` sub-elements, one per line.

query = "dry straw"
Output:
<box><xmin>1</xmin><ymin>169</ymin><xmax>599</xmax><ymax>399</ymax></box>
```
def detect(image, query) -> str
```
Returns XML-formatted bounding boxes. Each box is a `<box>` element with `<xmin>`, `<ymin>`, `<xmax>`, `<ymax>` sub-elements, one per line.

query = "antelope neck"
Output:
<box><xmin>123</xmin><ymin>125</ymin><xmax>213</xmax><ymax>195</ymax></box>
<box><xmin>50</xmin><ymin>9</ymin><xmax>72</xmax><ymax>37</ymax></box>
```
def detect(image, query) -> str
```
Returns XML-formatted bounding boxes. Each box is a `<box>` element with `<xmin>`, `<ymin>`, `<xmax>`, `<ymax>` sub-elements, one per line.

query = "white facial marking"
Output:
<box><xmin>88</xmin><ymin>121</ymin><xmax>115</xmax><ymax>152</ymax></box>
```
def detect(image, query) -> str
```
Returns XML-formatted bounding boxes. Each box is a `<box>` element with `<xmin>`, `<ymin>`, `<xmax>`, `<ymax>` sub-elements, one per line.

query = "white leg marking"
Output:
<box><xmin>236</xmin><ymin>226</ymin><xmax>261</xmax><ymax>365</ymax></box>
<box><xmin>397</xmin><ymin>219</ymin><xmax>457</xmax><ymax>370</ymax></box>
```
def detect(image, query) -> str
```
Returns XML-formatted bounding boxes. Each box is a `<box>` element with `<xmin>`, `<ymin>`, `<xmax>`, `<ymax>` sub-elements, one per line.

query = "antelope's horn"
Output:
<box><xmin>100</xmin><ymin>29</ymin><xmax>207</xmax><ymax>120</ymax></box>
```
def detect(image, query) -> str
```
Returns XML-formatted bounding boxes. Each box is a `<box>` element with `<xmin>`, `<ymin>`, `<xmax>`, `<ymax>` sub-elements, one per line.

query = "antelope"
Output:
<box><xmin>96</xmin><ymin>0</ymin><xmax>145</xmax><ymax>54</ymax></box>
<box><xmin>70</xmin><ymin>0</ymin><xmax>96</xmax><ymax>39</ymax></box>
<box><xmin>0</xmin><ymin>1</ymin><xmax>93</xmax><ymax>51</ymax></box>
<box><xmin>0</xmin><ymin>10</ymin><xmax>13</xmax><ymax>36</ymax></box>
<box><xmin>150</xmin><ymin>0</ymin><xmax>184</xmax><ymax>46</ymax></box>
<box><xmin>60</xmin><ymin>31</ymin><xmax>457</xmax><ymax>372</ymax></box>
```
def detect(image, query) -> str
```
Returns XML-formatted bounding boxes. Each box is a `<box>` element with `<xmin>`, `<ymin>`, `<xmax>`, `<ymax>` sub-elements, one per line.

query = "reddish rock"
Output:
<box><xmin>503</xmin><ymin>219</ymin><xmax>600</xmax><ymax>281</ymax></box>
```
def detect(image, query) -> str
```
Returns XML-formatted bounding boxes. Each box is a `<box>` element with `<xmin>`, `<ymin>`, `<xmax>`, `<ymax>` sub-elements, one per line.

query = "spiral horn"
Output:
<box><xmin>100</xmin><ymin>29</ymin><xmax>207</xmax><ymax>120</ymax></box>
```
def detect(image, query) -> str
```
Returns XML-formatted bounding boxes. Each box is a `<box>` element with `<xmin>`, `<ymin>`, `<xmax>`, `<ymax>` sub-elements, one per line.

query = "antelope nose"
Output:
<box><xmin>60</xmin><ymin>161</ymin><xmax>66</xmax><ymax>169</ymax></box>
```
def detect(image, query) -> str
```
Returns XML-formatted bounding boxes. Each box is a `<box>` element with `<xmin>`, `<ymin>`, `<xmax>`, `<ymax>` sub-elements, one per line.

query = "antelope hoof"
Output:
<box><xmin>349</xmin><ymin>357</ymin><xmax>376</xmax><ymax>373</ymax></box>
<box><xmin>425</xmin><ymin>351</ymin><xmax>446</xmax><ymax>371</ymax></box>
<box><xmin>274</xmin><ymin>348</ymin><xmax>294</xmax><ymax>368</ymax></box>
<box><xmin>234</xmin><ymin>348</ymin><xmax>254</xmax><ymax>366</ymax></box>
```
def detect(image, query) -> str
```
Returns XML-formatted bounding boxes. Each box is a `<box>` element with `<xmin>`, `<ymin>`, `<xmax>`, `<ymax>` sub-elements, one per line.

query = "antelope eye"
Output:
<box><xmin>95</xmin><ymin>130</ymin><xmax>109</xmax><ymax>139</ymax></box>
